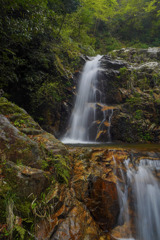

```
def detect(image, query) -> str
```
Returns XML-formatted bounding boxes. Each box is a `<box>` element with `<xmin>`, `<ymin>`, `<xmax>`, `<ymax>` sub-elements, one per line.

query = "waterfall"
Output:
<box><xmin>114</xmin><ymin>158</ymin><xmax>160</xmax><ymax>240</ymax></box>
<box><xmin>62</xmin><ymin>55</ymin><xmax>113</xmax><ymax>144</ymax></box>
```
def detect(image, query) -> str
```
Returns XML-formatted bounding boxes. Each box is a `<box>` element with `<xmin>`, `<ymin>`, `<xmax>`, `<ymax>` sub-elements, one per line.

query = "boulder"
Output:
<box><xmin>0</xmin><ymin>114</ymin><xmax>41</xmax><ymax>168</ymax></box>
<box><xmin>3</xmin><ymin>161</ymin><xmax>50</xmax><ymax>197</ymax></box>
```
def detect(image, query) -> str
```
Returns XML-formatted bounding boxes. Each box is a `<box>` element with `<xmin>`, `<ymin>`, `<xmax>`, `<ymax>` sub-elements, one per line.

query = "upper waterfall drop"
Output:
<box><xmin>62</xmin><ymin>54</ymin><xmax>114</xmax><ymax>144</ymax></box>
<box><xmin>62</xmin><ymin>55</ymin><xmax>102</xmax><ymax>144</ymax></box>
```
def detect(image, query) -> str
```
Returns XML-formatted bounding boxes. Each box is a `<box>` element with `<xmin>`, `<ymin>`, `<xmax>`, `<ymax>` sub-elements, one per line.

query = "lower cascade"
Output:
<box><xmin>62</xmin><ymin>55</ymin><xmax>113</xmax><ymax>144</ymax></box>
<box><xmin>114</xmin><ymin>157</ymin><xmax>160</xmax><ymax>240</ymax></box>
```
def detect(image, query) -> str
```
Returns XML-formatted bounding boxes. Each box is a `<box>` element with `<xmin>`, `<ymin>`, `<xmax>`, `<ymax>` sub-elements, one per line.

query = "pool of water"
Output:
<box><xmin>64</xmin><ymin>142</ymin><xmax>160</xmax><ymax>152</ymax></box>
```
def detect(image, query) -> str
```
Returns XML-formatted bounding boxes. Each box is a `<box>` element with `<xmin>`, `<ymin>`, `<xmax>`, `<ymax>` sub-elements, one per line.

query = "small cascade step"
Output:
<box><xmin>94</xmin><ymin>104</ymin><xmax>116</xmax><ymax>142</ymax></box>
<box><xmin>112</xmin><ymin>157</ymin><xmax>160</xmax><ymax>240</ymax></box>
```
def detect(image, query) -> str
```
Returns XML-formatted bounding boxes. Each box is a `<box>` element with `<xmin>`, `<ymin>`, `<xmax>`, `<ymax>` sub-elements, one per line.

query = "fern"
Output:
<box><xmin>52</xmin><ymin>155</ymin><xmax>70</xmax><ymax>184</ymax></box>
<box><xmin>14</xmin><ymin>225</ymin><xmax>26</xmax><ymax>240</ymax></box>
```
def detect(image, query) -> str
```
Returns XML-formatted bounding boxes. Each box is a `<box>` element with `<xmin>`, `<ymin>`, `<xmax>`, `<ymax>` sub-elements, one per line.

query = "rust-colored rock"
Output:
<box><xmin>51</xmin><ymin>200</ymin><xmax>100</xmax><ymax>240</ymax></box>
<box><xmin>85</xmin><ymin>175</ymin><xmax>119</xmax><ymax>230</ymax></box>
<box><xmin>36</xmin><ymin>187</ymin><xmax>101</xmax><ymax>240</ymax></box>
<box><xmin>71</xmin><ymin>149</ymin><xmax>129</xmax><ymax>231</ymax></box>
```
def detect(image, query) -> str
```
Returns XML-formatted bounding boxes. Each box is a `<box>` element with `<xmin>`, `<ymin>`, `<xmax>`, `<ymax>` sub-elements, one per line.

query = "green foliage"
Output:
<box><xmin>47</xmin><ymin>154</ymin><xmax>70</xmax><ymax>184</ymax></box>
<box><xmin>40</xmin><ymin>143</ymin><xmax>70</xmax><ymax>184</ymax></box>
<box><xmin>14</xmin><ymin>225</ymin><xmax>26</xmax><ymax>240</ymax></box>
<box><xmin>35</xmin><ymin>82</ymin><xmax>62</xmax><ymax>107</ymax></box>
<box><xmin>14</xmin><ymin>119</ymin><xmax>25</xmax><ymax>128</ymax></box>
<box><xmin>138</xmin><ymin>76</ymin><xmax>150</xmax><ymax>90</ymax></box>
<box><xmin>153</xmin><ymin>73</ymin><xmax>160</xmax><ymax>86</ymax></box>
<box><xmin>119</xmin><ymin>67</ymin><xmax>128</xmax><ymax>76</ymax></box>
<box><xmin>155</xmin><ymin>98</ymin><xmax>160</xmax><ymax>104</ymax></box>
<box><xmin>109</xmin><ymin>0</ymin><xmax>160</xmax><ymax>48</ymax></box>
<box><xmin>48</xmin><ymin>0</ymin><xmax>80</xmax><ymax>14</ymax></box>
<box><xmin>53</xmin><ymin>155</ymin><xmax>70</xmax><ymax>184</ymax></box>
<box><xmin>138</xmin><ymin>130</ymin><xmax>152</xmax><ymax>141</ymax></box>
<box><xmin>1</xmin><ymin>0</ymin><xmax>160</xmax><ymax>127</ymax></box>
<box><xmin>134</xmin><ymin>110</ymin><xmax>143</xmax><ymax>120</ymax></box>
<box><xmin>127</xmin><ymin>93</ymin><xmax>142</xmax><ymax>105</ymax></box>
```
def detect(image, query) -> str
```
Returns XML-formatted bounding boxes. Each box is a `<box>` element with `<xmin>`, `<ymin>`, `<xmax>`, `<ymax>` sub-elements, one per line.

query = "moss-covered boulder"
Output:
<box><xmin>0</xmin><ymin>97</ymin><xmax>70</xmax><ymax>239</ymax></box>
<box><xmin>3</xmin><ymin>161</ymin><xmax>51</xmax><ymax>197</ymax></box>
<box><xmin>0</xmin><ymin>114</ymin><xmax>42</xmax><ymax>168</ymax></box>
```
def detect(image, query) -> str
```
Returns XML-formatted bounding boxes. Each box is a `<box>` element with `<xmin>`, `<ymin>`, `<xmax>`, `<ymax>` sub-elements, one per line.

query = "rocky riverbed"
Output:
<box><xmin>0</xmin><ymin>97</ymin><xmax>160</xmax><ymax>239</ymax></box>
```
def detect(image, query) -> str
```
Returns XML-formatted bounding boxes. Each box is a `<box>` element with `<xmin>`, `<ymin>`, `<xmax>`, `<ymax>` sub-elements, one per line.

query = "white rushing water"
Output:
<box><xmin>62</xmin><ymin>55</ymin><xmax>102</xmax><ymax>144</ymax></box>
<box><xmin>114</xmin><ymin>158</ymin><xmax>160</xmax><ymax>240</ymax></box>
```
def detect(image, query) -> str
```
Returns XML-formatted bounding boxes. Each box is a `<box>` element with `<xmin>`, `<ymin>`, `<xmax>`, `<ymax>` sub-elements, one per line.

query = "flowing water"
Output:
<box><xmin>61</xmin><ymin>53</ymin><xmax>160</xmax><ymax>239</ymax></box>
<box><xmin>114</xmin><ymin>157</ymin><xmax>160</xmax><ymax>240</ymax></box>
<box><xmin>62</xmin><ymin>55</ymin><xmax>113</xmax><ymax>144</ymax></box>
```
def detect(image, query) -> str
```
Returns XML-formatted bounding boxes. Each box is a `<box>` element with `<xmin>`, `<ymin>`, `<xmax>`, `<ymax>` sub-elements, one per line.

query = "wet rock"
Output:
<box><xmin>36</xmin><ymin>186</ymin><xmax>101</xmax><ymax>240</ymax></box>
<box><xmin>51</xmin><ymin>200</ymin><xmax>100</xmax><ymax>240</ymax></box>
<box><xmin>20</xmin><ymin>128</ymin><xmax>44</xmax><ymax>135</ymax></box>
<box><xmin>71</xmin><ymin>149</ymin><xmax>129</xmax><ymax>231</ymax></box>
<box><xmin>86</xmin><ymin>175</ymin><xmax>119</xmax><ymax>230</ymax></box>
<box><xmin>100</xmin><ymin>55</ymin><xmax>127</xmax><ymax>70</ymax></box>
<box><xmin>0</xmin><ymin>98</ymin><xmax>68</xmax><ymax>164</ymax></box>
<box><xmin>0</xmin><ymin>114</ymin><xmax>42</xmax><ymax>168</ymax></box>
<box><xmin>96</xmin><ymin>48</ymin><xmax>160</xmax><ymax>143</ymax></box>
<box><xmin>3</xmin><ymin>161</ymin><xmax>50</xmax><ymax>197</ymax></box>
<box><xmin>33</xmin><ymin>132</ymin><xmax>68</xmax><ymax>155</ymax></box>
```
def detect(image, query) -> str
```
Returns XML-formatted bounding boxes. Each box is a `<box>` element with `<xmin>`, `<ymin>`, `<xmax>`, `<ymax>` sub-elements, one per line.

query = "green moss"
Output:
<box><xmin>138</xmin><ymin>130</ymin><xmax>152</xmax><ymax>142</ymax></box>
<box><xmin>13</xmin><ymin>119</ymin><xmax>26</xmax><ymax>128</ymax></box>
<box><xmin>0</xmin><ymin>98</ymin><xmax>25</xmax><ymax>115</ymax></box>
<box><xmin>126</xmin><ymin>93</ymin><xmax>142</xmax><ymax>106</ymax></box>
<box><xmin>155</xmin><ymin>98</ymin><xmax>160</xmax><ymax>104</ymax></box>
<box><xmin>138</xmin><ymin>76</ymin><xmax>150</xmax><ymax>90</ymax></box>
<box><xmin>41</xmin><ymin>145</ymin><xmax>70</xmax><ymax>184</ymax></box>
<box><xmin>134</xmin><ymin>110</ymin><xmax>143</xmax><ymax>120</ymax></box>
<box><xmin>153</xmin><ymin>73</ymin><xmax>160</xmax><ymax>86</ymax></box>
<box><xmin>119</xmin><ymin>66</ymin><xmax>127</xmax><ymax>76</ymax></box>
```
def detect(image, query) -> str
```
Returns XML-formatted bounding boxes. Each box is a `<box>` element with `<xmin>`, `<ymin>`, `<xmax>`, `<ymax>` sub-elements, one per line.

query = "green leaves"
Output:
<box><xmin>53</xmin><ymin>155</ymin><xmax>70</xmax><ymax>184</ymax></box>
<box><xmin>14</xmin><ymin>225</ymin><xmax>26</xmax><ymax>240</ymax></box>
<box><xmin>145</xmin><ymin>0</ymin><xmax>157</xmax><ymax>13</ymax></box>
<box><xmin>80</xmin><ymin>0</ymin><xmax>117</xmax><ymax>21</ymax></box>
<box><xmin>35</xmin><ymin>81</ymin><xmax>62</xmax><ymax>107</ymax></box>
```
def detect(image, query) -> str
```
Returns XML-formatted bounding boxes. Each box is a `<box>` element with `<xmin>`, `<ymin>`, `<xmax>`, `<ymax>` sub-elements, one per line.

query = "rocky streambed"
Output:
<box><xmin>35</xmin><ymin>145</ymin><xmax>160</xmax><ymax>240</ymax></box>
<box><xmin>0</xmin><ymin>96</ymin><xmax>160</xmax><ymax>239</ymax></box>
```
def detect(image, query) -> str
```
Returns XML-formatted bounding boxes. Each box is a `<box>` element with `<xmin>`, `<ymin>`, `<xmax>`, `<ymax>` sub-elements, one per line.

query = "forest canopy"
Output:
<box><xmin>0</xmin><ymin>0</ymin><xmax>160</xmax><ymax>121</ymax></box>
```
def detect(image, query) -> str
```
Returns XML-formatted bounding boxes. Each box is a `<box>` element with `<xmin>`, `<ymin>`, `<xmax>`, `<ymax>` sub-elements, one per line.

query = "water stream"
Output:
<box><xmin>62</xmin><ymin>55</ymin><xmax>113</xmax><ymax>144</ymax></box>
<box><xmin>114</xmin><ymin>157</ymin><xmax>160</xmax><ymax>240</ymax></box>
<box><xmin>61</xmin><ymin>54</ymin><xmax>160</xmax><ymax>239</ymax></box>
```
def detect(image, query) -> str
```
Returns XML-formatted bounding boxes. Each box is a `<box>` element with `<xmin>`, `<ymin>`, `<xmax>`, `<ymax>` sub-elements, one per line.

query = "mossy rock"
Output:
<box><xmin>2</xmin><ymin>161</ymin><xmax>51</xmax><ymax>197</ymax></box>
<box><xmin>0</xmin><ymin>114</ymin><xmax>42</xmax><ymax>168</ymax></box>
<box><xmin>0</xmin><ymin>97</ymin><xmax>26</xmax><ymax>115</ymax></box>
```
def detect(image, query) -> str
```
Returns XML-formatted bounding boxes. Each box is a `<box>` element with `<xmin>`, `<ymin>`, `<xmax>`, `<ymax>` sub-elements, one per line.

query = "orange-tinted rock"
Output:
<box><xmin>111</xmin><ymin>221</ymin><xmax>136</xmax><ymax>239</ymax></box>
<box><xmin>36</xmin><ymin>187</ymin><xmax>101</xmax><ymax>240</ymax></box>
<box><xmin>85</xmin><ymin>175</ymin><xmax>119</xmax><ymax>230</ymax></box>
<box><xmin>72</xmin><ymin>149</ymin><xmax>129</xmax><ymax>231</ymax></box>
<box><xmin>52</xmin><ymin>201</ymin><xmax>100</xmax><ymax>240</ymax></box>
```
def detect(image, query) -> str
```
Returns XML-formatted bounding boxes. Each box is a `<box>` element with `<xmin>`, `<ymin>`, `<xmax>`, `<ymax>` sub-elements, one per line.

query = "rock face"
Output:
<box><xmin>72</xmin><ymin>148</ymin><xmax>122</xmax><ymax>231</ymax></box>
<box><xmin>94</xmin><ymin>47</ymin><xmax>160</xmax><ymax>143</ymax></box>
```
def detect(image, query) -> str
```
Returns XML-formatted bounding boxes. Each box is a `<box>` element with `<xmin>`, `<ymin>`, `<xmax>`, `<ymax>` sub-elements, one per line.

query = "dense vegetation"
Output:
<box><xmin>0</xmin><ymin>0</ymin><xmax>160</xmax><ymax>124</ymax></box>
